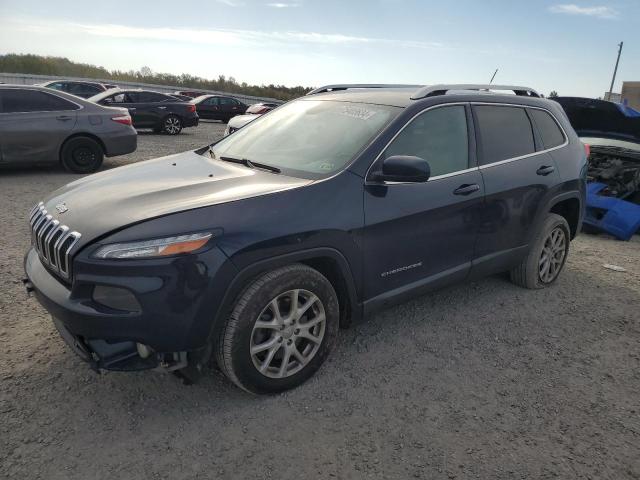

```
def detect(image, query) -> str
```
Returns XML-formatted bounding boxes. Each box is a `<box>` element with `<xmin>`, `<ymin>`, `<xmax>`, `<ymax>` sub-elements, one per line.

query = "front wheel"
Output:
<box><xmin>510</xmin><ymin>213</ymin><xmax>571</xmax><ymax>289</ymax></box>
<box><xmin>215</xmin><ymin>264</ymin><xmax>339</xmax><ymax>394</ymax></box>
<box><xmin>162</xmin><ymin>115</ymin><xmax>182</xmax><ymax>135</ymax></box>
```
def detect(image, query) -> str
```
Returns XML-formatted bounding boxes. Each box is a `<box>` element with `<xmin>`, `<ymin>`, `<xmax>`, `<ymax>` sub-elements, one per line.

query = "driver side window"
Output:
<box><xmin>383</xmin><ymin>105</ymin><xmax>469</xmax><ymax>177</ymax></box>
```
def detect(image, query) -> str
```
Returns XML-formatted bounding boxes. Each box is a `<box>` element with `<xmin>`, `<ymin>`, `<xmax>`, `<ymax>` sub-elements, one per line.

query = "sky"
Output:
<box><xmin>0</xmin><ymin>0</ymin><xmax>638</xmax><ymax>97</ymax></box>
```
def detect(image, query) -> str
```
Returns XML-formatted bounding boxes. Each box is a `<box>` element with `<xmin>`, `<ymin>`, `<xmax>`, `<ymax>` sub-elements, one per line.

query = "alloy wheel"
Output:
<box><xmin>164</xmin><ymin>117</ymin><xmax>181</xmax><ymax>134</ymax></box>
<box><xmin>250</xmin><ymin>289</ymin><xmax>326</xmax><ymax>379</ymax></box>
<box><xmin>539</xmin><ymin>226</ymin><xmax>566</xmax><ymax>283</ymax></box>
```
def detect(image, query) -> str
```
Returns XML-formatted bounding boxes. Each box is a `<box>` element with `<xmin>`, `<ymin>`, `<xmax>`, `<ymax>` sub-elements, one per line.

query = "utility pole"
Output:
<box><xmin>607</xmin><ymin>42</ymin><xmax>623</xmax><ymax>101</ymax></box>
<box><xmin>489</xmin><ymin>69</ymin><xmax>498</xmax><ymax>85</ymax></box>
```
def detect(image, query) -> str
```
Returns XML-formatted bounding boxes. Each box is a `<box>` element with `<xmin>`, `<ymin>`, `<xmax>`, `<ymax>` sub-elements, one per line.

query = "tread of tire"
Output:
<box><xmin>215</xmin><ymin>264</ymin><xmax>322</xmax><ymax>393</ymax></box>
<box><xmin>510</xmin><ymin>213</ymin><xmax>568</xmax><ymax>289</ymax></box>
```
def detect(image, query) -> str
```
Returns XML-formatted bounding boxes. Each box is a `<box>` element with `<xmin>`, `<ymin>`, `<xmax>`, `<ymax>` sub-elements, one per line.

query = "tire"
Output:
<box><xmin>162</xmin><ymin>115</ymin><xmax>182</xmax><ymax>135</ymax></box>
<box><xmin>60</xmin><ymin>136</ymin><xmax>104</xmax><ymax>173</ymax></box>
<box><xmin>215</xmin><ymin>264</ymin><xmax>340</xmax><ymax>394</ymax></box>
<box><xmin>510</xmin><ymin>213</ymin><xmax>571</xmax><ymax>289</ymax></box>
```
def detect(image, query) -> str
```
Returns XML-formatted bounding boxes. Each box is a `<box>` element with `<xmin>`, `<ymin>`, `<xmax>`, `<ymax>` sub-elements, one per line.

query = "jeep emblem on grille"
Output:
<box><xmin>55</xmin><ymin>203</ymin><xmax>68</xmax><ymax>214</ymax></box>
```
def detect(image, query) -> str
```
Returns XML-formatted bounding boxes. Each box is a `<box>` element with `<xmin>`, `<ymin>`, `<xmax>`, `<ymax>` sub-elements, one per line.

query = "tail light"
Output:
<box><xmin>111</xmin><ymin>114</ymin><xmax>132</xmax><ymax>126</ymax></box>
<box><xmin>248</xmin><ymin>106</ymin><xmax>268</xmax><ymax>114</ymax></box>
<box><xmin>187</xmin><ymin>104</ymin><xmax>196</xmax><ymax>113</ymax></box>
<box><xmin>583</xmin><ymin>142</ymin><xmax>591</xmax><ymax>158</ymax></box>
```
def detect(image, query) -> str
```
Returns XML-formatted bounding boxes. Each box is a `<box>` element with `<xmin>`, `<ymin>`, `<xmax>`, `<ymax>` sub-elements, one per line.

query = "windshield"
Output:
<box><xmin>209</xmin><ymin>99</ymin><xmax>399</xmax><ymax>179</ymax></box>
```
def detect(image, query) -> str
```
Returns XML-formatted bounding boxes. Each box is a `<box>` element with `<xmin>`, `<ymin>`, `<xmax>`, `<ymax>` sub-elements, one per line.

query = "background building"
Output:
<box><xmin>621</xmin><ymin>81</ymin><xmax>640</xmax><ymax>110</ymax></box>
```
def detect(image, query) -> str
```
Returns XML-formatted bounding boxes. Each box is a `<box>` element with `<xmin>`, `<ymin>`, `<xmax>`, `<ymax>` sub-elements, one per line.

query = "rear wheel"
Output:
<box><xmin>162</xmin><ymin>115</ymin><xmax>182</xmax><ymax>135</ymax></box>
<box><xmin>215</xmin><ymin>264</ymin><xmax>339</xmax><ymax>394</ymax></box>
<box><xmin>510</xmin><ymin>213</ymin><xmax>570</xmax><ymax>289</ymax></box>
<box><xmin>60</xmin><ymin>137</ymin><xmax>103</xmax><ymax>173</ymax></box>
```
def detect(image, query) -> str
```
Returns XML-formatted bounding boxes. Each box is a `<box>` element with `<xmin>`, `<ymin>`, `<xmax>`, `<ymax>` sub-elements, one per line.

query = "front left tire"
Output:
<box><xmin>215</xmin><ymin>264</ymin><xmax>340</xmax><ymax>395</ymax></box>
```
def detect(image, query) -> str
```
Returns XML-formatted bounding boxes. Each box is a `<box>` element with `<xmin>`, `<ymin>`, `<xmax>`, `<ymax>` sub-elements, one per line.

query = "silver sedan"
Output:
<box><xmin>0</xmin><ymin>85</ymin><xmax>136</xmax><ymax>172</ymax></box>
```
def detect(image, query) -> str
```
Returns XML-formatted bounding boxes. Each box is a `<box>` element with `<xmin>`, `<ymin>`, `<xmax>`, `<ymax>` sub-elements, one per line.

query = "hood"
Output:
<box><xmin>554</xmin><ymin>96</ymin><xmax>640</xmax><ymax>144</ymax></box>
<box><xmin>41</xmin><ymin>150</ymin><xmax>311</xmax><ymax>247</ymax></box>
<box><xmin>581</xmin><ymin>136</ymin><xmax>640</xmax><ymax>153</ymax></box>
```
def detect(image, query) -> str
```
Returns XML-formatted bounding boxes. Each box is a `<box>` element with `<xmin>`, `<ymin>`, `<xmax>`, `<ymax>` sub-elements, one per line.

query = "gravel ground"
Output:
<box><xmin>1</xmin><ymin>121</ymin><xmax>639</xmax><ymax>479</ymax></box>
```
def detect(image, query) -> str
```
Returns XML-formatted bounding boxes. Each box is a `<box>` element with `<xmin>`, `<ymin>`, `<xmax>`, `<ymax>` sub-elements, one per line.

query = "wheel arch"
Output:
<box><xmin>547</xmin><ymin>193</ymin><xmax>583</xmax><ymax>239</ymax></box>
<box><xmin>210</xmin><ymin>248</ymin><xmax>361</xmax><ymax>343</ymax></box>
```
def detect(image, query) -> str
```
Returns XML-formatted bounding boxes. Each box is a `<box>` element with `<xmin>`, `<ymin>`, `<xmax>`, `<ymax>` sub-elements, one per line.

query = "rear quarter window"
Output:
<box><xmin>529</xmin><ymin>109</ymin><xmax>565</xmax><ymax>150</ymax></box>
<box><xmin>474</xmin><ymin>105</ymin><xmax>535</xmax><ymax>165</ymax></box>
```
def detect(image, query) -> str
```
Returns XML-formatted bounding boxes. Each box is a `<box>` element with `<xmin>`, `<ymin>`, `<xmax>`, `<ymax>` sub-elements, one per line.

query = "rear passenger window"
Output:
<box><xmin>474</xmin><ymin>106</ymin><xmax>535</xmax><ymax>165</ymax></box>
<box><xmin>0</xmin><ymin>89</ymin><xmax>79</xmax><ymax>113</ymax></box>
<box><xmin>529</xmin><ymin>109</ymin><xmax>565</xmax><ymax>149</ymax></box>
<box><xmin>383</xmin><ymin>105</ymin><xmax>469</xmax><ymax>177</ymax></box>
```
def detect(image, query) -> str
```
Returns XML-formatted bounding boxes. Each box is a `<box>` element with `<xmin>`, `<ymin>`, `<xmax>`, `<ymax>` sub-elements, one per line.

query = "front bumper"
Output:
<box><xmin>24</xmin><ymin>245</ymin><xmax>235</xmax><ymax>370</ymax></box>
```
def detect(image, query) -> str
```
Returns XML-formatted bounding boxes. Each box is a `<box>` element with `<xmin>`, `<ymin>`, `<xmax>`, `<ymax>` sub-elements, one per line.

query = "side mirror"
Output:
<box><xmin>102</xmin><ymin>98</ymin><xmax>113</xmax><ymax>104</ymax></box>
<box><xmin>373</xmin><ymin>155</ymin><xmax>431</xmax><ymax>183</ymax></box>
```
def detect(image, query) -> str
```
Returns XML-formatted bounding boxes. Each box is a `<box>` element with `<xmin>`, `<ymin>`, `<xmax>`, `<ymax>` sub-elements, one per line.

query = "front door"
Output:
<box><xmin>101</xmin><ymin>92</ymin><xmax>140</xmax><ymax>125</ymax></box>
<box><xmin>363</xmin><ymin>104</ymin><xmax>484</xmax><ymax>307</ymax></box>
<box><xmin>0</xmin><ymin>88</ymin><xmax>77</xmax><ymax>164</ymax></box>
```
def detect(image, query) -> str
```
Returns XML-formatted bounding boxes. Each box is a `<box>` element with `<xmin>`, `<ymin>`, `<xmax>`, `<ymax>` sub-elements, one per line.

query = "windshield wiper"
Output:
<box><xmin>219</xmin><ymin>156</ymin><xmax>281</xmax><ymax>174</ymax></box>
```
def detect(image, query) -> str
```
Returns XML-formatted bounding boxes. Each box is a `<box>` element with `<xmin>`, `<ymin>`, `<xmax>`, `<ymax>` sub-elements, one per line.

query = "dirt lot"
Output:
<box><xmin>1</xmin><ymin>121</ymin><xmax>639</xmax><ymax>479</ymax></box>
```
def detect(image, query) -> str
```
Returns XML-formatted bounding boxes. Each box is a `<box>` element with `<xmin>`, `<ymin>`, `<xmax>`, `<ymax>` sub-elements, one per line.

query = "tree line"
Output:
<box><xmin>0</xmin><ymin>54</ymin><xmax>312</xmax><ymax>101</ymax></box>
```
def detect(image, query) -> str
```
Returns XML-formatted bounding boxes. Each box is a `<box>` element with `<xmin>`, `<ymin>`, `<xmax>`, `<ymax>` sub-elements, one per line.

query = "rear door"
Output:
<box><xmin>135</xmin><ymin>91</ymin><xmax>173</xmax><ymax>126</ymax></box>
<box><xmin>470</xmin><ymin>103</ymin><xmax>562</xmax><ymax>276</ymax></box>
<box><xmin>219</xmin><ymin>97</ymin><xmax>241</xmax><ymax>119</ymax></box>
<box><xmin>198</xmin><ymin>96</ymin><xmax>220</xmax><ymax>119</ymax></box>
<box><xmin>0</xmin><ymin>88</ymin><xmax>78</xmax><ymax>165</ymax></box>
<box><xmin>363</xmin><ymin>104</ymin><xmax>484</xmax><ymax>305</ymax></box>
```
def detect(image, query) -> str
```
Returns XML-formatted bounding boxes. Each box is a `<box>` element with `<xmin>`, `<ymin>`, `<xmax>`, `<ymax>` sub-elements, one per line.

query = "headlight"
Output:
<box><xmin>92</xmin><ymin>232</ymin><xmax>213</xmax><ymax>260</ymax></box>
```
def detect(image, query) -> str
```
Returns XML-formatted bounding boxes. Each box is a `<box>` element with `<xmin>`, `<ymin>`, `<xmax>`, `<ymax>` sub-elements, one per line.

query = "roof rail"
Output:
<box><xmin>411</xmin><ymin>84</ymin><xmax>540</xmax><ymax>100</ymax></box>
<box><xmin>306</xmin><ymin>84</ymin><xmax>421</xmax><ymax>96</ymax></box>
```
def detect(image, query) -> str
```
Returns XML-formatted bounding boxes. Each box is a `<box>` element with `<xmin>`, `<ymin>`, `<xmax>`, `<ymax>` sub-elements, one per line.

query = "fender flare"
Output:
<box><xmin>209</xmin><ymin>247</ymin><xmax>361</xmax><ymax>340</ymax></box>
<box><xmin>540</xmin><ymin>190</ymin><xmax>584</xmax><ymax>238</ymax></box>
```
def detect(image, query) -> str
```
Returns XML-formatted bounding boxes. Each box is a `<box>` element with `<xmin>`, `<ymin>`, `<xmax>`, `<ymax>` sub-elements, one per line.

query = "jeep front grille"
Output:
<box><xmin>29</xmin><ymin>202</ymin><xmax>81</xmax><ymax>280</ymax></box>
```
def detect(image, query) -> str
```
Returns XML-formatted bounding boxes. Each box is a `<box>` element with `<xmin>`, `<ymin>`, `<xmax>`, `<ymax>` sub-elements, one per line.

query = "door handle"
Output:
<box><xmin>158</xmin><ymin>106</ymin><xmax>167</xmax><ymax>110</ymax></box>
<box><xmin>453</xmin><ymin>184</ymin><xmax>480</xmax><ymax>195</ymax></box>
<box><xmin>128</xmin><ymin>108</ymin><xmax>136</xmax><ymax>111</ymax></box>
<box><xmin>56</xmin><ymin>115</ymin><xmax>72</xmax><ymax>121</ymax></box>
<box><xmin>536</xmin><ymin>165</ymin><xmax>555</xmax><ymax>176</ymax></box>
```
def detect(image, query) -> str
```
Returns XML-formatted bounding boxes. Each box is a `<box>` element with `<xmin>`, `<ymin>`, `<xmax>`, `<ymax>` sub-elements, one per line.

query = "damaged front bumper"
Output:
<box><xmin>23</xmin><ymin>246</ymin><xmax>226</xmax><ymax>380</ymax></box>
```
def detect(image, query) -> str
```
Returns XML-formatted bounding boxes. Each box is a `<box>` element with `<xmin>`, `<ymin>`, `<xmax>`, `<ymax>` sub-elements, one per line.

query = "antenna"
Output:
<box><xmin>489</xmin><ymin>69</ymin><xmax>499</xmax><ymax>85</ymax></box>
<box><xmin>606</xmin><ymin>42</ymin><xmax>623</xmax><ymax>101</ymax></box>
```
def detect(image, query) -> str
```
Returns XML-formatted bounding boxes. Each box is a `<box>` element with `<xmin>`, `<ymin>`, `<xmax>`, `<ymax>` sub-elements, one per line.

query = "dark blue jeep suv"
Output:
<box><xmin>24</xmin><ymin>84</ymin><xmax>587</xmax><ymax>394</ymax></box>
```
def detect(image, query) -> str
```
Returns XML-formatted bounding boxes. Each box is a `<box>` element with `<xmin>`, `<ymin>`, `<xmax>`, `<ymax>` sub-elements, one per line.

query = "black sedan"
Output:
<box><xmin>191</xmin><ymin>95</ymin><xmax>247</xmax><ymax>123</ymax></box>
<box><xmin>88</xmin><ymin>89</ymin><xmax>199</xmax><ymax>135</ymax></box>
<box><xmin>40</xmin><ymin>80</ymin><xmax>116</xmax><ymax>99</ymax></box>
